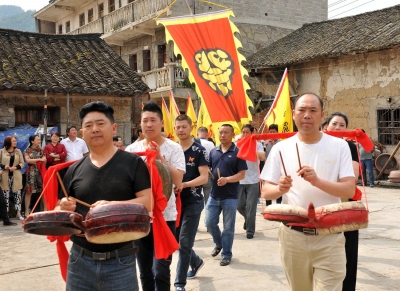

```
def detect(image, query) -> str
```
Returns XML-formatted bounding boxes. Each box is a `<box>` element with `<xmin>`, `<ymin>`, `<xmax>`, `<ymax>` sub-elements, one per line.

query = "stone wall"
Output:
<box><xmin>0</xmin><ymin>91</ymin><xmax>146</xmax><ymax>146</ymax></box>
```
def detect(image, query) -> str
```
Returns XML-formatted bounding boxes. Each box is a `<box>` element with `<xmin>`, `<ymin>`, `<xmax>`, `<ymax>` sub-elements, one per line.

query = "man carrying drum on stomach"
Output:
<box><xmin>260</xmin><ymin>93</ymin><xmax>355</xmax><ymax>291</ymax></box>
<box><xmin>56</xmin><ymin>101</ymin><xmax>152</xmax><ymax>291</ymax></box>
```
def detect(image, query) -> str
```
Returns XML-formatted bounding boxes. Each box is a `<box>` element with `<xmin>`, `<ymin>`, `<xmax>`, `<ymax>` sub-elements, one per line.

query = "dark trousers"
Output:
<box><xmin>343</xmin><ymin>230</ymin><xmax>359</xmax><ymax>291</ymax></box>
<box><xmin>0</xmin><ymin>186</ymin><xmax>11</xmax><ymax>223</ymax></box>
<box><xmin>136</xmin><ymin>221</ymin><xmax>176</xmax><ymax>291</ymax></box>
<box><xmin>266</xmin><ymin>196</ymin><xmax>282</xmax><ymax>206</ymax></box>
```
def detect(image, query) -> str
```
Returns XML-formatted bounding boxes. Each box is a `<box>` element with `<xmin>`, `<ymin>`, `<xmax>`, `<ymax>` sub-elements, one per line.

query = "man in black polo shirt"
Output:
<box><xmin>206</xmin><ymin>124</ymin><xmax>247</xmax><ymax>266</ymax></box>
<box><xmin>173</xmin><ymin>115</ymin><xmax>209</xmax><ymax>291</ymax></box>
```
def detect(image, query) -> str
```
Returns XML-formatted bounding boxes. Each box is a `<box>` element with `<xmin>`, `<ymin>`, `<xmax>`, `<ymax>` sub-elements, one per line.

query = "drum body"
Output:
<box><xmin>154</xmin><ymin>160</ymin><xmax>172</xmax><ymax>200</ymax></box>
<box><xmin>314</xmin><ymin>201</ymin><xmax>368</xmax><ymax>234</ymax></box>
<box><xmin>24</xmin><ymin>210</ymin><xmax>83</xmax><ymax>236</ymax></box>
<box><xmin>70</xmin><ymin>203</ymin><xmax>150</xmax><ymax>244</ymax></box>
<box><xmin>263</xmin><ymin>204</ymin><xmax>308</xmax><ymax>223</ymax></box>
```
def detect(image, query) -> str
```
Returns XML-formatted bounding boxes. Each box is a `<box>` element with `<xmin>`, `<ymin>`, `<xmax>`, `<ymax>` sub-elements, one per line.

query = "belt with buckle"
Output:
<box><xmin>72</xmin><ymin>243</ymin><xmax>138</xmax><ymax>261</ymax></box>
<box><xmin>284</xmin><ymin>223</ymin><xmax>318</xmax><ymax>236</ymax></box>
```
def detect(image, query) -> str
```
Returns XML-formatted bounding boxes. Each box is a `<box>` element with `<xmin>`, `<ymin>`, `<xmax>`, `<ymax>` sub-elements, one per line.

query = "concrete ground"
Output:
<box><xmin>1</xmin><ymin>186</ymin><xmax>399</xmax><ymax>291</ymax></box>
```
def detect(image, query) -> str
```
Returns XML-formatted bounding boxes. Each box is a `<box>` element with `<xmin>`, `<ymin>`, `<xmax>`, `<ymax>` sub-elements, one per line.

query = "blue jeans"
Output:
<box><xmin>136</xmin><ymin>221</ymin><xmax>176</xmax><ymax>291</ymax></box>
<box><xmin>175</xmin><ymin>199</ymin><xmax>204</xmax><ymax>288</ymax></box>
<box><xmin>361</xmin><ymin>159</ymin><xmax>374</xmax><ymax>186</ymax></box>
<box><xmin>66</xmin><ymin>246</ymin><xmax>138</xmax><ymax>291</ymax></box>
<box><xmin>205</xmin><ymin>196</ymin><xmax>238</xmax><ymax>259</ymax></box>
<box><xmin>237</xmin><ymin>183</ymin><xmax>259</xmax><ymax>236</ymax></box>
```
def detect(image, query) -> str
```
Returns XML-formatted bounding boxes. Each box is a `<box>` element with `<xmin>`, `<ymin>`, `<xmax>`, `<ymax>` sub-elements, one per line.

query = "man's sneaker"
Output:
<box><xmin>187</xmin><ymin>259</ymin><xmax>204</xmax><ymax>279</ymax></box>
<box><xmin>175</xmin><ymin>287</ymin><xmax>186</xmax><ymax>291</ymax></box>
<box><xmin>220</xmin><ymin>258</ymin><xmax>231</xmax><ymax>266</ymax></box>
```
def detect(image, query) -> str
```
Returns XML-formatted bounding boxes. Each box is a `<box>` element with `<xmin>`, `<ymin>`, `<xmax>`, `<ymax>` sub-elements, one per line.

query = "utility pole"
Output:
<box><xmin>43</xmin><ymin>89</ymin><xmax>48</xmax><ymax>147</ymax></box>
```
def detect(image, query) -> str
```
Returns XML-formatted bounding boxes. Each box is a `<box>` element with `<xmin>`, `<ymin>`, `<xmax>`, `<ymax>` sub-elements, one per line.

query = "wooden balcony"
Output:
<box><xmin>102</xmin><ymin>0</ymin><xmax>172</xmax><ymax>46</ymax></box>
<box><xmin>141</xmin><ymin>64</ymin><xmax>193</xmax><ymax>98</ymax></box>
<box><xmin>67</xmin><ymin>18</ymin><xmax>104</xmax><ymax>35</ymax></box>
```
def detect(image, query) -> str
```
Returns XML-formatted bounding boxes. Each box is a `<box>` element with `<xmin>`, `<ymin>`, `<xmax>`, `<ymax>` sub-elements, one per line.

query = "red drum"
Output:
<box><xmin>314</xmin><ymin>201</ymin><xmax>368</xmax><ymax>234</ymax></box>
<box><xmin>24</xmin><ymin>211</ymin><xmax>83</xmax><ymax>236</ymax></box>
<box><xmin>263</xmin><ymin>204</ymin><xmax>308</xmax><ymax>223</ymax></box>
<box><xmin>70</xmin><ymin>203</ymin><xmax>150</xmax><ymax>244</ymax></box>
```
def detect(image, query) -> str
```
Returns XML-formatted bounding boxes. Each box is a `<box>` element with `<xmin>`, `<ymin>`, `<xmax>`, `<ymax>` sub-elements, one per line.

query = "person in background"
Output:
<box><xmin>44</xmin><ymin>132</ymin><xmax>67</xmax><ymax>168</ymax></box>
<box><xmin>196</xmin><ymin>126</ymin><xmax>215</xmax><ymax>206</ymax></box>
<box><xmin>359</xmin><ymin>130</ymin><xmax>375</xmax><ymax>188</ymax></box>
<box><xmin>24</xmin><ymin>135</ymin><xmax>46</xmax><ymax>215</ymax></box>
<box><xmin>0</xmin><ymin>185</ymin><xmax>17</xmax><ymax>226</ymax></box>
<box><xmin>60</xmin><ymin>125</ymin><xmax>89</xmax><ymax>162</ymax></box>
<box><xmin>0</xmin><ymin>136</ymin><xmax>25</xmax><ymax>220</ymax></box>
<box><xmin>264</xmin><ymin>124</ymin><xmax>281</xmax><ymax>205</ymax></box>
<box><xmin>174</xmin><ymin>115</ymin><xmax>209</xmax><ymax>291</ymax></box>
<box><xmin>117</xmin><ymin>136</ymin><xmax>125</xmax><ymax>150</ymax></box>
<box><xmin>113</xmin><ymin>135</ymin><xmax>125</xmax><ymax>150</ymax></box>
<box><xmin>206</xmin><ymin>124</ymin><xmax>247</xmax><ymax>266</ymax></box>
<box><xmin>326</xmin><ymin>111</ymin><xmax>360</xmax><ymax>291</ymax></box>
<box><xmin>237</xmin><ymin>124</ymin><xmax>265</xmax><ymax>239</ymax></box>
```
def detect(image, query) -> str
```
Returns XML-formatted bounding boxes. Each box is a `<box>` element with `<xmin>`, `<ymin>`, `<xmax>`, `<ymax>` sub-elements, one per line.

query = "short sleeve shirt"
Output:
<box><xmin>125</xmin><ymin>138</ymin><xmax>186</xmax><ymax>221</ymax></box>
<box><xmin>240</xmin><ymin>141</ymin><xmax>264</xmax><ymax>185</ymax></box>
<box><xmin>60</xmin><ymin>137</ymin><xmax>89</xmax><ymax>161</ymax></box>
<box><xmin>181</xmin><ymin>142</ymin><xmax>209</xmax><ymax>204</ymax></box>
<box><xmin>209</xmin><ymin>143</ymin><xmax>248</xmax><ymax>199</ymax></box>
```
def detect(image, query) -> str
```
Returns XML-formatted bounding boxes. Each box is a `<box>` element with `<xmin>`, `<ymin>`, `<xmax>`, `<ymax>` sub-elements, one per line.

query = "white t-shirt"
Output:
<box><xmin>240</xmin><ymin>141</ymin><xmax>264</xmax><ymax>185</ymax></box>
<box><xmin>199</xmin><ymin>138</ymin><xmax>215</xmax><ymax>157</ymax></box>
<box><xmin>260</xmin><ymin>133</ymin><xmax>355</xmax><ymax>209</ymax></box>
<box><xmin>125</xmin><ymin>138</ymin><xmax>186</xmax><ymax>221</ymax></box>
<box><xmin>60</xmin><ymin>137</ymin><xmax>89</xmax><ymax>162</ymax></box>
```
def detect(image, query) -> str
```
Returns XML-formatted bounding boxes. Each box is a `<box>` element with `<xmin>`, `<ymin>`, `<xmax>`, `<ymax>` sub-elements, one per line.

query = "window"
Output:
<box><xmin>66</xmin><ymin>21</ymin><xmax>71</xmax><ymax>33</ymax></box>
<box><xmin>158</xmin><ymin>44</ymin><xmax>166</xmax><ymax>68</ymax></box>
<box><xmin>79</xmin><ymin>13</ymin><xmax>85</xmax><ymax>27</ymax></box>
<box><xmin>143</xmin><ymin>50</ymin><xmax>151</xmax><ymax>72</ymax></box>
<box><xmin>88</xmin><ymin>8</ymin><xmax>94</xmax><ymax>22</ymax></box>
<box><xmin>99</xmin><ymin>3</ymin><xmax>104</xmax><ymax>17</ymax></box>
<box><xmin>128</xmin><ymin>0</ymin><xmax>134</xmax><ymax>3</ymax></box>
<box><xmin>109</xmin><ymin>0</ymin><xmax>115</xmax><ymax>13</ymax></box>
<box><xmin>129</xmin><ymin>54</ymin><xmax>138</xmax><ymax>72</ymax></box>
<box><xmin>58</xmin><ymin>24</ymin><xmax>62</xmax><ymax>34</ymax></box>
<box><xmin>15</xmin><ymin>107</ymin><xmax>60</xmax><ymax>126</ymax></box>
<box><xmin>377</xmin><ymin>108</ymin><xmax>400</xmax><ymax>145</ymax></box>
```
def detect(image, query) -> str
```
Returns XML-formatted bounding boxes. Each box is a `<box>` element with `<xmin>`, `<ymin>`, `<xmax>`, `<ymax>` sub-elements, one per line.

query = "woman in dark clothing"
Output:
<box><xmin>0</xmin><ymin>185</ymin><xmax>17</xmax><ymax>226</ymax></box>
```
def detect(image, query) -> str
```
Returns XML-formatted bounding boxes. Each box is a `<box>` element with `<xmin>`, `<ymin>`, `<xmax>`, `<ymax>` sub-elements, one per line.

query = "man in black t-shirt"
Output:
<box><xmin>173</xmin><ymin>115</ymin><xmax>209</xmax><ymax>291</ymax></box>
<box><xmin>56</xmin><ymin>101</ymin><xmax>151</xmax><ymax>291</ymax></box>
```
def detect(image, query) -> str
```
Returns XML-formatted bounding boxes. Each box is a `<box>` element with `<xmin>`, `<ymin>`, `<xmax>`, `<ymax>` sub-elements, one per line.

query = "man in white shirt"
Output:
<box><xmin>125</xmin><ymin>101</ymin><xmax>185</xmax><ymax>291</ymax></box>
<box><xmin>260</xmin><ymin>93</ymin><xmax>355</xmax><ymax>291</ymax></box>
<box><xmin>60</xmin><ymin>126</ymin><xmax>89</xmax><ymax>162</ymax></box>
<box><xmin>196</xmin><ymin>127</ymin><xmax>215</xmax><ymax>206</ymax></box>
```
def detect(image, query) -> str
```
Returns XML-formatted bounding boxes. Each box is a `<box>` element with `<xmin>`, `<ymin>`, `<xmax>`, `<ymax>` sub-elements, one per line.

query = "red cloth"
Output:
<box><xmin>352</xmin><ymin>185</ymin><xmax>362</xmax><ymax>201</ymax></box>
<box><xmin>44</xmin><ymin>143</ymin><xmax>67</xmax><ymax>167</ymax></box>
<box><xmin>237</xmin><ymin>129</ymin><xmax>374</xmax><ymax>162</ymax></box>
<box><xmin>36</xmin><ymin>161</ymin><xmax>47</xmax><ymax>181</ymax></box>
<box><xmin>42</xmin><ymin>161</ymin><xmax>77</xmax><ymax>281</ymax></box>
<box><xmin>134</xmin><ymin>149</ymin><xmax>179</xmax><ymax>259</ymax></box>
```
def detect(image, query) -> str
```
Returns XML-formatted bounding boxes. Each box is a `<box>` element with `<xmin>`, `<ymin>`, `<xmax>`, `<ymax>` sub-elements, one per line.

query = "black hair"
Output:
<box><xmin>137</xmin><ymin>127</ymin><xmax>142</xmax><ymax>134</ymax></box>
<box><xmin>242</xmin><ymin>123</ymin><xmax>255</xmax><ymax>133</ymax></box>
<box><xmin>29</xmin><ymin>134</ymin><xmax>40</xmax><ymax>147</ymax></box>
<box><xmin>113</xmin><ymin>135</ymin><xmax>119</xmax><ymax>142</ymax></box>
<box><xmin>131</xmin><ymin>134</ymin><xmax>138</xmax><ymax>143</ymax></box>
<box><xmin>326</xmin><ymin>112</ymin><xmax>349</xmax><ymax>128</ymax></box>
<box><xmin>295</xmin><ymin>92</ymin><xmax>324</xmax><ymax>110</ymax></box>
<box><xmin>268</xmin><ymin>124</ymin><xmax>278</xmax><ymax>131</ymax></box>
<box><xmin>220</xmin><ymin>124</ymin><xmax>234</xmax><ymax>132</ymax></box>
<box><xmin>79</xmin><ymin>101</ymin><xmax>115</xmax><ymax>124</ymax></box>
<box><xmin>66</xmin><ymin>125</ymin><xmax>77</xmax><ymax>135</ymax></box>
<box><xmin>142</xmin><ymin>100</ymin><xmax>163</xmax><ymax>120</ymax></box>
<box><xmin>175</xmin><ymin>114</ymin><xmax>192</xmax><ymax>124</ymax></box>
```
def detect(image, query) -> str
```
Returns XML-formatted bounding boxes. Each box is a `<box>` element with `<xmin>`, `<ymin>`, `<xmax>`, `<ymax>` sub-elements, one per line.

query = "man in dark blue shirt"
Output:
<box><xmin>206</xmin><ymin>124</ymin><xmax>247</xmax><ymax>266</ymax></box>
<box><xmin>173</xmin><ymin>115</ymin><xmax>209</xmax><ymax>291</ymax></box>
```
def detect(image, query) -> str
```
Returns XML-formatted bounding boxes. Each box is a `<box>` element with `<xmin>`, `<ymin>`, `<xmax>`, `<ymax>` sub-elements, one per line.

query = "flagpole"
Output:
<box><xmin>257</xmin><ymin>68</ymin><xmax>288</xmax><ymax>133</ymax></box>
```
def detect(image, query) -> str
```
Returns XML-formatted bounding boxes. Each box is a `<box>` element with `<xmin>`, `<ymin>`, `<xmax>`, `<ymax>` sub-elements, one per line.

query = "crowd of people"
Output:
<box><xmin>1</xmin><ymin>95</ymin><xmax>376</xmax><ymax>291</ymax></box>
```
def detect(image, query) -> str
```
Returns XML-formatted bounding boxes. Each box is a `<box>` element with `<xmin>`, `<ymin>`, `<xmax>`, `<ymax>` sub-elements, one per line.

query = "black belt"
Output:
<box><xmin>72</xmin><ymin>243</ymin><xmax>138</xmax><ymax>261</ymax></box>
<box><xmin>284</xmin><ymin>223</ymin><xmax>318</xmax><ymax>236</ymax></box>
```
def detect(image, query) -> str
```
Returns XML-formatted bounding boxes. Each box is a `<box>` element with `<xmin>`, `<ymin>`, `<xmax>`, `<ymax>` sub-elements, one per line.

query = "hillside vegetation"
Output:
<box><xmin>0</xmin><ymin>5</ymin><xmax>36</xmax><ymax>32</ymax></box>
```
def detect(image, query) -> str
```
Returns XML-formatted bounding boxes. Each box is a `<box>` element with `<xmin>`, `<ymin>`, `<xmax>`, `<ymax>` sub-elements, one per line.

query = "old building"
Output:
<box><xmin>246</xmin><ymin>5</ymin><xmax>400</xmax><ymax>159</ymax></box>
<box><xmin>33</xmin><ymin>0</ymin><xmax>327</xmax><ymax>111</ymax></box>
<box><xmin>0</xmin><ymin>28</ymin><xmax>149</xmax><ymax>144</ymax></box>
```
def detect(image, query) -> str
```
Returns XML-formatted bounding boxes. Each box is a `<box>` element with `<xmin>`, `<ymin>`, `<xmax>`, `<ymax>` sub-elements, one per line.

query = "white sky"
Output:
<box><xmin>1</xmin><ymin>0</ymin><xmax>400</xmax><ymax>18</ymax></box>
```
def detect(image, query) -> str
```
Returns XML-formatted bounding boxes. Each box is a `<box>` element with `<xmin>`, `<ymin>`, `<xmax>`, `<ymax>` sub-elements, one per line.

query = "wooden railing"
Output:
<box><xmin>104</xmin><ymin>2</ymin><xmax>134</xmax><ymax>34</ymax></box>
<box><xmin>141</xmin><ymin>64</ymin><xmax>188</xmax><ymax>91</ymax></box>
<box><xmin>67</xmin><ymin>18</ymin><xmax>104</xmax><ymax>35</ymax></box>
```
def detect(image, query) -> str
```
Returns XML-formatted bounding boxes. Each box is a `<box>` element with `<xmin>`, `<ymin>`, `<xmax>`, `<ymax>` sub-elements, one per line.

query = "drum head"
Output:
<box><xmin>24</xmin><ymin>211</ymin><xmax>82</xmax><ymax>236</ymax></box>
<box><xmin>155</xmin><ymin>160</ymin><xmax>172</xmax><ymax>200</ymax></box>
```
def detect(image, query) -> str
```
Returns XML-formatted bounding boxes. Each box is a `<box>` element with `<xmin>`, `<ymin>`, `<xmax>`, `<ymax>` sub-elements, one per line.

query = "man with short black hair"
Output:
<box><xmin>60</xmin><ymin>125</ymin><xmax>89</xmax><ymax>161</ymax></box>
<box><xmin>206</xmin><ymin>124</ymin><xmax>247</xmax><ymax>266</ymax></box>
<box><xmin>56</xmin><ymin>101</ymin><xmax>152</xmax><ymax>291</ymax></box>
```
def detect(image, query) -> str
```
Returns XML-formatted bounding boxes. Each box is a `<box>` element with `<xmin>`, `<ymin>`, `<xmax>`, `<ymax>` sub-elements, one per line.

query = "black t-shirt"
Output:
<box><xmin>181</xmin><ymin>142</ymin><xmax>209</xmax><ymax>204</ymax></box>
<box><xmin>347</xmin><ymin>140</ymin><xmax>358</xmax><ymax>162</ymax></box>
<box><xmin>60</xmin><ymin>149</ymin><xmax>151</xmax><ymax>252</ymax></box>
